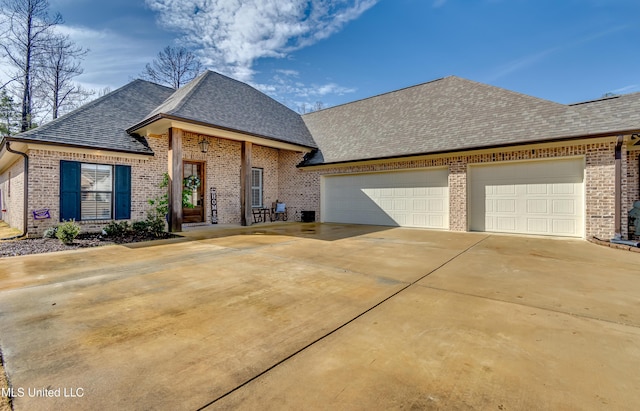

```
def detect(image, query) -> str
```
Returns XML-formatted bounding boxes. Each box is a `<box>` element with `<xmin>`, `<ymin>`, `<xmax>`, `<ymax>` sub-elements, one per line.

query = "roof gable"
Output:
<box><xmin>301</xmin><ymin>76</ymin><xmax>637</xmax><ymax>165</ymax></box>
<box><xmin>17</xmin><ymin>80</ymin><xmax>174</xmax><ymax>154</ymax></box>
<box><xmin>134</xmin><ymin>70</ymin><xmax>316</xmax><ymax>148</ymax></box>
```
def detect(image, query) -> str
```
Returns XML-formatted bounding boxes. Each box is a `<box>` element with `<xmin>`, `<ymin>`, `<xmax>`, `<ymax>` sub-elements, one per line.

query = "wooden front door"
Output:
<box><xmin>183</xmin><ymin>161</ymin><xmax>205</xmax><ymax>223</ymax></box>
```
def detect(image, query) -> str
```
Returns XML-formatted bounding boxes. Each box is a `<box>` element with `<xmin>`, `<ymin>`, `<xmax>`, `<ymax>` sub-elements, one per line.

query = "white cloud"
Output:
<box><xmin>50</xmin><ymin>25</ymin><xmax>163</xmax><ymax>91</ymax></box>
<box><xmin>487</xmin><ymin>26</ymin><xmax>628</xmax><ymax>82</ymax></box>
<box><xmin>145</xmin><ymin>0</ymin><xmax>379</xmax><ymax>81</ymax></box>
<box><xmin>611</xmin><ymin>84</ymin><xmax>639</xmax><ymax>94</ymax></box>
<box><xmin>275</xmin><ymin>69</ymin><xmax>300</xmax><ymax>77</ymax></box>
<box><xmin>253</xmin><ymin>72</ymin><xmax>356</xmax><ymax>111</ymax></box>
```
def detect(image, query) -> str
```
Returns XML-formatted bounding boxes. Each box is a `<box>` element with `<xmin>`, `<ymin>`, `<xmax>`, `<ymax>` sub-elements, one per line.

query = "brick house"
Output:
<box><xmin>0</xmin><ymin>70</ymin><xmax>639</xmax><ymax>240</ymax></box>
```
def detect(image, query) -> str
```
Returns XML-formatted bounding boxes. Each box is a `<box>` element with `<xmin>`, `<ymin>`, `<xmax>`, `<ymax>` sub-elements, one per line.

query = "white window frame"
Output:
<box><xmin>251</xmin><ymin>168</ymin><xmax>263</xmax><ymax>208</ymax></box>
<box><xmin>80</xmin><ymin>163</ymin><xmax>114</xmax><ymax>220</ymax></box>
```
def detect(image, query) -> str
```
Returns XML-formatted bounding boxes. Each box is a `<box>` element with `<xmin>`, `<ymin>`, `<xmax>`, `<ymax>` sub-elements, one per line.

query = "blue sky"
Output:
<box><xmin>45</xmin><ymin>0</ymin><xmax>640</xmax><ymax>110</ymax></box>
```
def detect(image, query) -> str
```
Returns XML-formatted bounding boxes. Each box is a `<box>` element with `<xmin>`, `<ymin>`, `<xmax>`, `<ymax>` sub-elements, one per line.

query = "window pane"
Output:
<box><xmin>95</xmin><ymin>165</ymin><xmax>113</xmax><ymax>191</ymax></box>
<box><xmin>81</xmin><ymin>164</ymin><xmax>112</xmax><ymax>191</ymax></box>
<box><xmin>81</xmin><ymin>163</ymin><xmax>96</xmax><ymax>191</ymax></box>
<box><xmin>251</xmin><ymin>168</ymin><xmax>262</xmax><ymax>208</ymax></box>
<box><xmin>251</xmin><ymin>188</ymin><xmax>261</xmax><ymax>208</ymax></box>
<box><xmin>81</xmin><ymin>192</ymin><xmax>112</xmax><ymax>220</ymax></box>
<box><xmin>252</xmin><ymin>169</ymin><xmax>260</xmax><ymax>187</ymax></box>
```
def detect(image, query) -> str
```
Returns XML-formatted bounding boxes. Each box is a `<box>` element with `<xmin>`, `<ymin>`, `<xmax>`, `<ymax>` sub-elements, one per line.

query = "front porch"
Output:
<box><xmin>139</xmin><ymin>126</ymin><xmax>315</xmax><ymax>232</ymax></box>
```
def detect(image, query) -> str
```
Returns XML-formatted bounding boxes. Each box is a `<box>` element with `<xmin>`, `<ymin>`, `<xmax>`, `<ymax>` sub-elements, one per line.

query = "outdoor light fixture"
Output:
<box><xmin>198</xmin><ymin>136</ymin><xmax>210</xmax><ymax>153</ymax></box>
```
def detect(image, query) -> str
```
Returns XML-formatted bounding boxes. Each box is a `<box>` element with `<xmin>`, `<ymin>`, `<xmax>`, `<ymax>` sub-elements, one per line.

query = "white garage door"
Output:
<box><xmin>322</xmin><ymin>169</ymin><xmax>449</xmax><ymax>229</ymax></box>
<box><xmin>469</xmin><ymin>158</ymin><xmax>584</xmax><ymax>237</ymax></box>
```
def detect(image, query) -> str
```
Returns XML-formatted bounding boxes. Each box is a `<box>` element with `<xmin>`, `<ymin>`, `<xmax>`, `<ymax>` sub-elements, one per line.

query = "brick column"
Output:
<box><xmin>448</xmin><ymin>159</ymin><xmax>467</xmax><ymax>232</ymax></box>
<box><xmin>585</xmin><ymin>142</ymin><xmax>616</xmax><ymax>239</ymax></box>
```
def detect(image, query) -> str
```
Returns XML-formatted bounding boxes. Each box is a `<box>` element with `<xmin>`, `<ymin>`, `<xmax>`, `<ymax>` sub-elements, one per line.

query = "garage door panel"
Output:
<box><xmin>527</xmin><ymin>219</ymin><xmax>548</xmax><ymax>233</ymax></box>
<box><xmin>553</xmin><ymin>220</ymin><xmax>577</xmax><ymax>235</ymax></box>
<box><xmin>552</xmin><ymin>199</ymin><xmax>575</xmax><ymax>214</ymax></box>
<box><xmin>527</xmin><ymin>184</ymin><xmax>547</xmax><ymax>194</ymax></box>
<box><xmin>526</xmin><ymin>199</ymin><xmax>548</xmax><ymax>214</ymax></box>
<box><xmin>553</xmin><ymin>184</ymin><xmax>576</xmax><ymax>194</ymax></box>
<box><xmin>496</xmin><ymin>217</ymin><xmax>516</xmax><ymax>231</ymax></box>
<box><xmin>429</xmin><ymin>215</ymin><xmax>445</xmax><ymax>227</ymax></box>
<box><xmin>323</xmin><ymin>169</ymin><xmax>449</xmax><ymax>229</ymax></box>
<box><xmin>470</xmin><ymin>159</ymin><xmax>584</xmax><ymax>237</ymax></box>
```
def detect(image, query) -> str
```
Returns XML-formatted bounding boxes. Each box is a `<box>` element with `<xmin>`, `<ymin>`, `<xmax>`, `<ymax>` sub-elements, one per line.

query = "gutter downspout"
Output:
<box><xmin>5</xmin><ymin>141</ymin><xmax>28</xmax><ymax>238</ymax></box>
<box><xmin>614</xmin><ymin>136</ymin><xmax>623</xmax><ymax>240</ymax></box>
<box><xmin>608</xmin><ymin>135</ymin><xmax>640</xmax><ymax>247</ymax></box>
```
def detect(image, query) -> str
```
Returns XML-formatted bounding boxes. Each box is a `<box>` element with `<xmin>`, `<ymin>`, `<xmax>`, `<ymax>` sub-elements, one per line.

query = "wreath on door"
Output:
<box><xmin>184</xmin><ymin>175</ymin><xmax>201</xmax><ymax>191</ymax></box>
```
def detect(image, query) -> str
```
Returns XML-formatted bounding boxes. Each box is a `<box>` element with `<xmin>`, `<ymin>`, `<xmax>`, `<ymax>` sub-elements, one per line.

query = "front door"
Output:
<box><xmin>183</xmin><ymin>161</ymin><xmax>205</xmax><ymax>223</ymax></box>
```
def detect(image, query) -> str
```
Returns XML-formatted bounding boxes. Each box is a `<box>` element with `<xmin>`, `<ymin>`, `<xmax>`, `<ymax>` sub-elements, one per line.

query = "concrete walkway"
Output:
<box><xmin>0</xmin><ymin>221</ymin><xmax>21</xmax><ymax>240</ymax></box>
<box><xmin>0</xmin><ymin>223</ymin><xmax>639</xmax><ymax>410</ymax></box>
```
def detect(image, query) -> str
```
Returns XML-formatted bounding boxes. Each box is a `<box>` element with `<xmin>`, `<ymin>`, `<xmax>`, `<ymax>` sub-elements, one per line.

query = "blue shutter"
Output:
<box><xmin>114</xmin><ymin>165</ymin><xmax>131</xmax><ymax>220</ymax></box>
<box><xmin>60</xmin><ymin>160</ymin><xmax>80</xmax><ymax>221</ymax></box>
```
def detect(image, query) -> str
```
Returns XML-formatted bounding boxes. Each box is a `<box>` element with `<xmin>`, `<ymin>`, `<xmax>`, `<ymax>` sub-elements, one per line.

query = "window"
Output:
<box><xmin>81</xmin><ymin>163</ymin><xmax>113</xmax><ymax>220</ymax></box>
<box><xmin>60</xmin><ymin>161</ymin><xmax>131</xmax><ymax>221</ymax></box>
<box><xmin>251</xmin><ymin>168</ymin><xmax>263</xmax><ymax>208</ymax></box>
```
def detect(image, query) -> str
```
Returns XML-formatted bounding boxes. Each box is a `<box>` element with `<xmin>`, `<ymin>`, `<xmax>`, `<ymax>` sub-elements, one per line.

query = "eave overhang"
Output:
<box><xmin>128</xmin><ymin>114</ymin><xmax>315</xmax><ymax>153</ymax></box>
<box><xmin>299</xmin><ymin>130</ymin><xmax>640</xmax><ymax>169</ymax></box>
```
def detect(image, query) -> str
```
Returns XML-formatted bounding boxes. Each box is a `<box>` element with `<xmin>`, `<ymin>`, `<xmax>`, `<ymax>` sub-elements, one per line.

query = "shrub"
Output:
<box><xmin>56</xmin><ymin>220</ymin><xmax>81</xmax><ymax>245</ymax></box>
<box><xmin>145</xmin><ymin>211</ymin><xmax>166</xmax><ymax>237</ymax></box>
<box><xmin>103</xmin><ymin>221</ymin><xmax>131</xmax><ymax>238</ymax></box>
<box><xmin>43</xmin><ymin>226</ymin><xmax>58</xmax><ymax>239</ymax></box>
<box><xmin>131</xmin><ymin>220</ymin><xmax>149</xmax><ymax>233</ymax></box>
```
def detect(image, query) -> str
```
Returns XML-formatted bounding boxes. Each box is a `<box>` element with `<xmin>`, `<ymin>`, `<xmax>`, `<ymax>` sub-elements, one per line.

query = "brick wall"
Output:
<box><xmin>20</xmin><ymin>131</ymin><xmax>314</xmax><ymax>235</ymax></box>
<box><xmin>25</xmin><ymin>136</ymin><xmax>168</xmax><ymax>236</ymax></box>
<box><xmin>277</xmin><ymin>151</ymin><xmax>320</xmax><ymax>222</ymax></box>
<box><xmin>627</xmin><ymin>149</ymin><xmax>640</xmax><ymax>240</ymax></box>
<box><xmin>182</xmin><ymin>132</ymin><xmax>282</xmax><ymax>224</ymax></box>
<box><xmin>253</xmin><ymin>144</ymin><xmax>279</xmax><ymax>210</ymax></box>
<box><xmin>448</xmin><ymin>159</ymin><xmax>467</xmax><ymax>231</ymax></box>
<box><xmin>0</xmin><ymin>157</ymin><xmax>25</xmax><ymax>232</ymax></box>
<box><xmin>12</xmin><ymin>135</ymin><xmax>631</xmax><ymax>239</ymax></box>
<box><xmin>183</xmin><ymin>132</ymin><xmax>242</xmax><ymax>224</ymax></box>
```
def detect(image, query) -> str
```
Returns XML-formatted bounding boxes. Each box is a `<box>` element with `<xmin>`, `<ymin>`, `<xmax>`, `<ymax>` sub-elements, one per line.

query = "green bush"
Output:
<box><xmin>131</xmin><ymin>220</ymin><xmax>149</xmax><ymax>233</ymax></box>
<box><xmin>147</xmin><ymin>215</ymin><xmax>166</xmax><ymax>237</ymax></box>
<box><xmin>43</xmin><ymin>226</ymin><xmax>58</xmax><ymax>239</ymax></box>
<box><xmin>103</xmin><ymin>221</ymin><xmax>131</xmax><ymax>237</ymax></box>
<box><xmin>56</xmin><ymin>220</ymin><xmax>81</xmax><ymax>244</ymax></box>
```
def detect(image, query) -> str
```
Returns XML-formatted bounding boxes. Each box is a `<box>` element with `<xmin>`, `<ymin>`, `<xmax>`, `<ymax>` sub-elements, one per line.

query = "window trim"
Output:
<box><xmin>80</xmin><ymin>163</ymin><xmax>114</xmax><ymax>221</ymax></box>
<box><xmin>251</xmin><ymin>167</ymin><xmax>263</xmax><ymax>208</ymax></box>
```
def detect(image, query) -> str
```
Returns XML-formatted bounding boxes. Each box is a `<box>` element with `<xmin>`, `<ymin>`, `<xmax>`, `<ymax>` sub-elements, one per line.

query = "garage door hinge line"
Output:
<box><xmin>197</xmin><ymin>234</ymin><xmax>490</xmax><ymax>410</ymax></box>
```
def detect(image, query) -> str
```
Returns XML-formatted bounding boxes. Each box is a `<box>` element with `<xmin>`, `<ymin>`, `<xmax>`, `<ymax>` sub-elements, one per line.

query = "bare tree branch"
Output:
<box><xmin>0</xmin><ymin>0</ymin><xmax>62</xmax><ymax>131</ymax></box>
<box><xmin>36</xmin><ymin>32</ymin><xmax>89</xmax><ymax>119</ymax></box>
<box><xmin>141</xmin><ymin>45</ymin><xmax>204</xmax><ymax>89</ymax></box>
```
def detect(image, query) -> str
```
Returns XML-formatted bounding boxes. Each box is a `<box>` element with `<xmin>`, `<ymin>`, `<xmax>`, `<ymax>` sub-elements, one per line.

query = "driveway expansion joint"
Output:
<box><xmin>198</xmin><ymin>234</ymin><xmax>491</xmax><ymax>409</ymax></box>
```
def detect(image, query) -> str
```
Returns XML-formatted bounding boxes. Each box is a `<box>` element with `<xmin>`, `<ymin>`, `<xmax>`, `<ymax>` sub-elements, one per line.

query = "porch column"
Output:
<box><xmin>240</xmin><ymin>141</ymin><xmax>252</xmax><ymax>226</ymax></box>
<box><xmin>168</xmin><ymin>128</ymin><xmax>183</xmax><ymax>232</ymax></box>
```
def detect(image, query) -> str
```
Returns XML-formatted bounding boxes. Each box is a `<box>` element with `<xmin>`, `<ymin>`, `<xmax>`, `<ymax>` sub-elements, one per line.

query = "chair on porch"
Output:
<box><xmin>271</xmin><ymin>200</ymin><xmax>288</xmax><ymax>221</ymax></box>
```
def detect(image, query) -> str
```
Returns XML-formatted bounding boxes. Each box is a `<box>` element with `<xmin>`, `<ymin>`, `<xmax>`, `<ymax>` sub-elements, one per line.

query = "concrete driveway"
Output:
<box><xmin>0</xmin><ymin>223</ymin><xmax>639</xmax><ymax>410</ymax></box>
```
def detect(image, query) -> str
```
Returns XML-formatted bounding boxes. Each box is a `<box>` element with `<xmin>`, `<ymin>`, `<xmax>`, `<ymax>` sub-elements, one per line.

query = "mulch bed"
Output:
<box><xmin>0</xmin><ymin>232</ymin><xmax>176</xmax><ymax>258</ymax></box>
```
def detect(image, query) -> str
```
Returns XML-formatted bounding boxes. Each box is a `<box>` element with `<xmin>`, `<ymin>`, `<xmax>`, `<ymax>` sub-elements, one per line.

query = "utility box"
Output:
<box><xmin>301</xmin><ymin>210</ymin><xmax>315</xmax><ymax>223</ymax></box>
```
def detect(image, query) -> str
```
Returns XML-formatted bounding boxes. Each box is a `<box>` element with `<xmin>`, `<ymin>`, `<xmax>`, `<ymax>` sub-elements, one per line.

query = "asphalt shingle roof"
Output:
<box><xmin>301</xmin><ymin>76</ymin><xmax>640</xmax><ymax>165</ymax></box>
<box><xmin>11</xmin><ymin>73</ymin><xmax>640</xmax><ymax>163</ymax></box>
<box><xmin>17</xmin><ymin>80</ymin><xmax>174</xmax><ymax>154</ymax></box>
<box><xmin>133</xmin><ymin>70</ymin><xmax>316</xmax><ymax>148</ymax></box>
<box><xmin>570</xmin><ymin>92</ymin><xmax>640</xmax><ymax>129</ymax></box>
